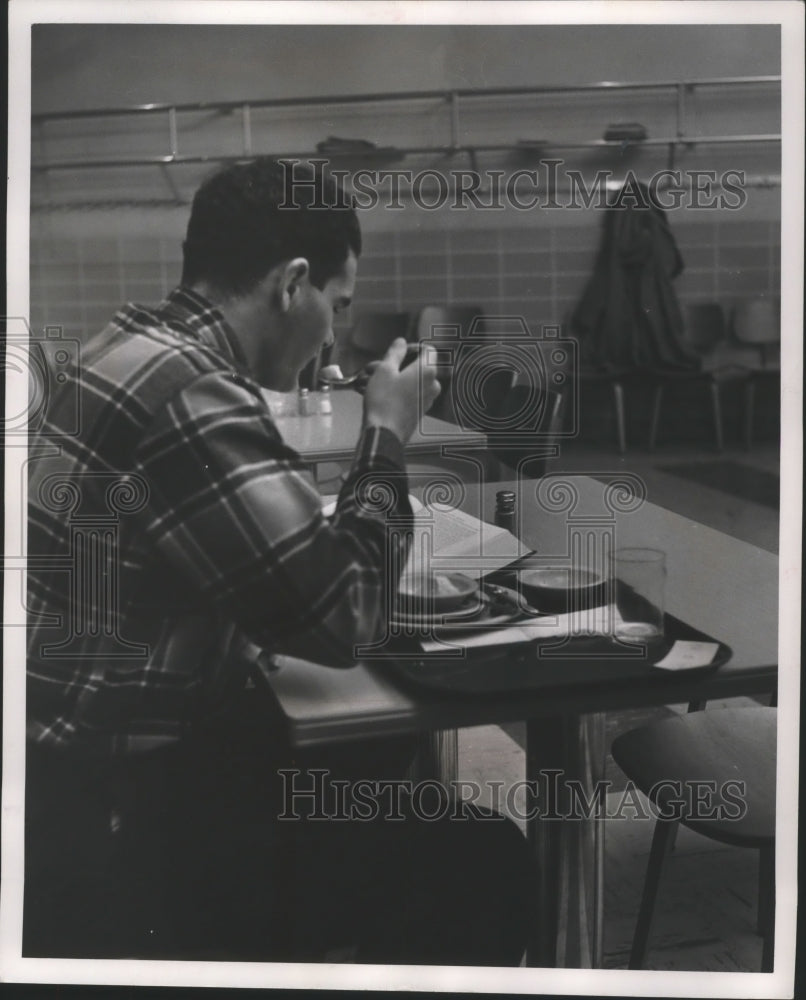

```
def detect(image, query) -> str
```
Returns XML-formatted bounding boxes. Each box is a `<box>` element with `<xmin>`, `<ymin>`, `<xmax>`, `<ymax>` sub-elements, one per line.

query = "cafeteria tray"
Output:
<box><xmin>388</xmin><ymin>611</ymin><xmax>732</xmax><ymax>698</ymax></box>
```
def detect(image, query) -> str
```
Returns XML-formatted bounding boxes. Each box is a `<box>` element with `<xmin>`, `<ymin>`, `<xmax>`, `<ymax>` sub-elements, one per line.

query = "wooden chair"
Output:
<box><xmin>730</xmin><ymin>298</ymin><xmax>781</xmax><ymax>450</ymax></box>
<box><xmin>611</xmin><ymin>707</ymin><xmax>776</xmax><ymax>971</ymax></box>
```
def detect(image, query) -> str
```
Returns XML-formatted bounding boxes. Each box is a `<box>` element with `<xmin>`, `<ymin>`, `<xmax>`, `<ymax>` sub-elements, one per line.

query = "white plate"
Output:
<box><xmin>391</xmin><ymin>596</ymin><xmax>482</xmax><ymax>627</ymax></box>
<box><xmin>391</xmin><ymin>585</ymin><xmax>525</xmax><ymax>628</ymax></box>
<box><xmin>397</xmin><ymin>571</ymin><xmax>479</xmax><ymax>613</ymax></box>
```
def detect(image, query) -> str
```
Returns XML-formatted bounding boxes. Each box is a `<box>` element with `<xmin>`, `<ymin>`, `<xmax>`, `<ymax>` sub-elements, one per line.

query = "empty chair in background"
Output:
<box><xmin>403</xmin><ymin>364</ymin><xmax>518</xmax><ymax>487</ymax></box>
<box><xmin>574</xmin><ymin>367</ymin><xmax>628</xmax><ymax>454</ymax></box>
<box><xmin>647</xmin><ymin>302</ymin><xmax>750</xmax><ymax>452</ymax></box>
<box><xmin>487</xmin><ymin>387</ymin><xmax>564</xmax><ymax>481</ymax></box>
<box><xmin>730</xmin><ymin>298</ymin><xmax>781</xmax><ymax>450</ymax></box>
<box><xmin>564</xmin><ymin>308</ymin><xmax>627</xmax><ymax>454</ymax></box>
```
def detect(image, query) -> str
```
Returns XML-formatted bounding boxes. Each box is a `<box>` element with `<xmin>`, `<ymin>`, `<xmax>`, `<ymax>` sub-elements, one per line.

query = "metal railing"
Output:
<box><xmin>30</xmin><ymin>75</ymin><xmax>782</xmax><ymax>205</ymax></box>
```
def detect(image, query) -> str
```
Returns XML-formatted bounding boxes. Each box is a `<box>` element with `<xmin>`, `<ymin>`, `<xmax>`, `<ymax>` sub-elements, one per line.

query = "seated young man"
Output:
<box><xmin>25</xmin><ymin>157</ymin><xmax>533</xmax><ymax>965</ymax></box>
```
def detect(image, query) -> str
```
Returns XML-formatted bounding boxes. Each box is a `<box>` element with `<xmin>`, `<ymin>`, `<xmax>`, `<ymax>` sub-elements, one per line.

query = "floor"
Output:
<box><xmin>458</xmin><ymin>435</ymin><xmax>780</xmax><ymax>972</ymax></box>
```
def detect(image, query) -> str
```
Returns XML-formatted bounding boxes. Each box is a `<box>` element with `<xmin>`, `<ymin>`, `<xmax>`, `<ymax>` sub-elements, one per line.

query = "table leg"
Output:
<box><xmin>526</xmin><ymin>713</ymin><xmax>606</xmax><ymax>968</ymax></box>
<box><xmin>410</xmin><ymin>729</ymin><xmax>459</xmax><ymax>785</ymax></box>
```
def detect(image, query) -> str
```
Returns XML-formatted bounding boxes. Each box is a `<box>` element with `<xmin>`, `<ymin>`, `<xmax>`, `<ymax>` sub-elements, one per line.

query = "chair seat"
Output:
<box><xmin>611</xmin><ymin>707</ymin><xmax>776</xmax><ymax>848</ymax></box>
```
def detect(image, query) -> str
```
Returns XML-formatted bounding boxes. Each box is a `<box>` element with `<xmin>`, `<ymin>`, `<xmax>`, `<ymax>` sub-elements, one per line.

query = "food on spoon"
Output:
<box><xmin>319</xmin><ymin>364</ymin><xmax>345</xmax><ymax>381</ymax></box>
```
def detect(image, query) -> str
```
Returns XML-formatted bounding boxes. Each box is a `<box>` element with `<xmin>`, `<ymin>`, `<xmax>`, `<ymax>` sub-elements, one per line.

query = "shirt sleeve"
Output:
<box><xmin>133</xmin><ymin>371</ymin><xmax>413</xmax><ymax>664</ymax></box>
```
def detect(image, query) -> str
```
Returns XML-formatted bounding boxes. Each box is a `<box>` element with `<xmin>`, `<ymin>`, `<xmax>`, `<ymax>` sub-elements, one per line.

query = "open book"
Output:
<box><xmin>320</xmin><ymin>493</ymin><xmax>525</xmax><ymax>579</ymax></box>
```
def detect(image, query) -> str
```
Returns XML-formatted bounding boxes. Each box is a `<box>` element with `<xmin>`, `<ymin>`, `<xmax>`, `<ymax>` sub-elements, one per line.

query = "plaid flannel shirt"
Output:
<box><xmin>27</xmin><ymin>287</ymin><xmax>412</xmax><ymax>755</ymax></box>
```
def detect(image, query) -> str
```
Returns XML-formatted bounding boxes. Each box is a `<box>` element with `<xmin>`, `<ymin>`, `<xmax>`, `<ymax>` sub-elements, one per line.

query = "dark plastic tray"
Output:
<box><xmin>388</xmin><ymin>560</ymin><xmax>731</xmax><ymax>697</ymax></box>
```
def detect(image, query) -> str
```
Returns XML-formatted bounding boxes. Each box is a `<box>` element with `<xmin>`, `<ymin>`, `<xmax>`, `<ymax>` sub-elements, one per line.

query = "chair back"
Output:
<box><xmin>731</xmin><ymin>298</ymin><xmax>780</xmax><ymax>369</ymax></box>
<box><xmin>441</xmin><ymin>364</ymin><xmax>518</xmax><ymax>429</ymax></box>
<box><xmin>683</xmin><ymin>303</ymin><xmax>726</xmax><ymax>354</ymax></box>
<box><xmin>731</xmin><ymin>298</ymin><xmax>780</xmax><ymax>346</ymax></box>
<box><xmin>488</xmin><ymin>387</ymin><xmax>563</xmax><ymax>479</ymax></box>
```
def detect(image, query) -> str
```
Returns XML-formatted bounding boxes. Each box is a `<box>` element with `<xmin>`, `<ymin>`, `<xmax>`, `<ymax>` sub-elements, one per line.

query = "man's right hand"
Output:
<box><xmin>362</xmin><ymin>338</ymin><xmax>441</xmax><ymax>444</ymax></box>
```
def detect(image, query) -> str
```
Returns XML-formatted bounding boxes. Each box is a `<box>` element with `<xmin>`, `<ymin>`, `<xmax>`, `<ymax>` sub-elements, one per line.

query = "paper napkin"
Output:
<box><xmin>653</xmin><ymin>640</ymin><xmax>720</xmax><ymax>671</ymax></box>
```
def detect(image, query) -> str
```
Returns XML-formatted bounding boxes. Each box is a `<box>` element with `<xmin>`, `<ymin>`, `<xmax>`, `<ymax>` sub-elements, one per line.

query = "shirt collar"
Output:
<box><xmin>156</xmin><ymin>286</ymin><xmax>251</xmax><ymax>374</ymax></box>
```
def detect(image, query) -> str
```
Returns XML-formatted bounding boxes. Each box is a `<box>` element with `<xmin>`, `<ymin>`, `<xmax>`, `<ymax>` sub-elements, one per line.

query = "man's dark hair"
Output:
<box><xmin>181</xmin><ymin>158</ymin><xmax>362</xmax><ymax>296</ymax></box>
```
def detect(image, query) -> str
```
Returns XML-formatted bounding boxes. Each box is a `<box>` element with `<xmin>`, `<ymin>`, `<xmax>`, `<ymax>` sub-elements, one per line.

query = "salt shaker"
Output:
<box><xmin>494</xmin><ymin>490</ymin><xmax>516</xmax><ymax>533</ymax></box>
<box><xmin>318</xmin><ymin>383</ymin><xmax>333</xmax><ymax>415</ymax></box>
<box><xmin>297</xmin><ymin>387</ymin><xmax>312</xmax><ymax>416</ymax></box>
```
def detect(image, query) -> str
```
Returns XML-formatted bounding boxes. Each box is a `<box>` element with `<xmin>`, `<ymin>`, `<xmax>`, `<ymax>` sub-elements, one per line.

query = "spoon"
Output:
<box><xmin>318</xmin><ymin>365</ymin><xmax>366</xmax><ymax>387</ymax></box>
<box><xmin>484</xmin><ymin>583</ymin><xmax>542</xmax><ymax>616</ymax></box>
<box><xmin>318</xmin><ymin>345</ymin><xmax>422</xmax><ymax>388</ymax></box>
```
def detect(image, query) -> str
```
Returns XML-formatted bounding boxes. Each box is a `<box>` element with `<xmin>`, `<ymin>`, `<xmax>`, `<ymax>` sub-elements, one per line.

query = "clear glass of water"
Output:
<box><xmin>609</xmin><ymin>548</ymin><xmax>666</xmax><ymax>642</ymax></box>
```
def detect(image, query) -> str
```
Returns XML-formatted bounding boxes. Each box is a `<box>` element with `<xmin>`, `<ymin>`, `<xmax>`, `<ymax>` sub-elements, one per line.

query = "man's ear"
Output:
<box><xmin>277</xmin><ymin>258</ymin><xmax>310</xmax><ymax>312</ymax></box>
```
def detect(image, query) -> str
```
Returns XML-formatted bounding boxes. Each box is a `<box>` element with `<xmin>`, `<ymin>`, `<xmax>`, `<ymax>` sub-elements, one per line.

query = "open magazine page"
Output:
<box><xmin>321</xmin><ymin>492</ymin><xmax>526</xmax><ymax>577</ymax></box>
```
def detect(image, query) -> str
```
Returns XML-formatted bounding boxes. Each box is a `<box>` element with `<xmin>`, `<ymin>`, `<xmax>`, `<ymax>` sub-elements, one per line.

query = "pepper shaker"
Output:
<box><xmin>494</xmin><ymin>490</ymin><xmax>516</xmax><ymax>533</ymax></box>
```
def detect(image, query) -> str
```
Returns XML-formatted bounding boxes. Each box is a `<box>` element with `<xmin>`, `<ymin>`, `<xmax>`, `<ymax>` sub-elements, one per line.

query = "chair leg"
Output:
<box><xmin>758</xmin><ymin>842</ymin><xmax>775</xmax><ymax>971</ymax></box>
<box><xmin>612</xmin><ymin>382</ymin><xmax>626</xmax><ymax>454</ymax></box>
<box><xmin>709</xmin><ymin>381</ymin><xmax>724</xmax><ymax>453</ymax></box>
<box><xmin>744</xmin><ymin>379</ymin><xmax>756</xmax><ymax>451</ymax></box>
<box><xmin>648</xmin><ymin>385</ymin><xmax>662</xmax><ymax>452</ymax></box>
<box><xmin>628</xmin><ymin>818</ymin><xmax>678</xmax><ymax>969</ymax></box>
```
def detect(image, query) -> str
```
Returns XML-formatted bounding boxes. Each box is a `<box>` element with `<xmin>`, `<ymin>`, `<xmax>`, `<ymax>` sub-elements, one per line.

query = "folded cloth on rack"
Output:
<box><xmin>603</xmin><ymin>122</ymin><xmax>648</xmax><ymax>142</ymax></box>
<box><xmin>316</xmin><ymin>136</ymin><xmax>378</xmax><ymax>152</ymax></box>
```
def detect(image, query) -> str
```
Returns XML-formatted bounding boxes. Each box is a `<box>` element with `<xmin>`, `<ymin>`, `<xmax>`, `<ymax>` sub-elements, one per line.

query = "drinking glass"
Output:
<box><xmin>609</xmin><ymin>548</ymin><xmax>666</xmax><ymax>642</ymax></box>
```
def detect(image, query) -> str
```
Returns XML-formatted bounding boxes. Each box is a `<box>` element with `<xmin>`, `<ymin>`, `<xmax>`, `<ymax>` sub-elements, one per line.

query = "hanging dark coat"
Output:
<box><xmin>571</xmin><ymin>185</ymin><xmax>700</xmax><ymax>372</ymax></box>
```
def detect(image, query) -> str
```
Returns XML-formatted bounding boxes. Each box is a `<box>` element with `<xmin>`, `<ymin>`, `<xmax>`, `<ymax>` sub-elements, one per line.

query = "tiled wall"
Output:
<box><xmin>356</xmin><ymin>218</ymin><xmax>780</xmax><ymax>331</ymax></box>
<box><xmin>30</xmin><ymin>230</ymin><xmax>183</xmax><ymax>339</ymax></box>
<box><xmin>30</xmin><ymin>214</ymin><xmax>781</xmax><ymax>343</ymax></box>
